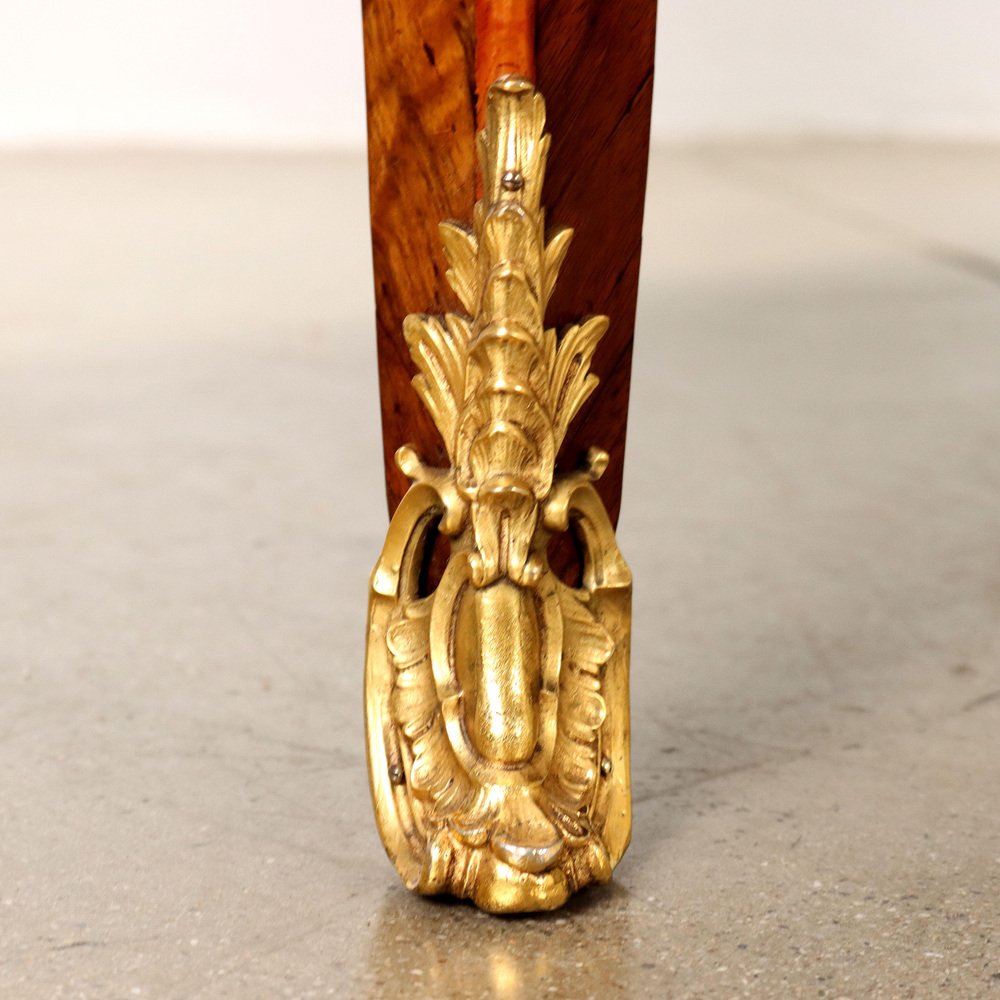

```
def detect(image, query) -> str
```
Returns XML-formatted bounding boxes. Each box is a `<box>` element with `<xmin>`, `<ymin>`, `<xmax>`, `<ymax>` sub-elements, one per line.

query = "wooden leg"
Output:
<box><xmin>362</xmin><ymin>1</ymin><xmax>655</xmax><ymax>913</ymax></box>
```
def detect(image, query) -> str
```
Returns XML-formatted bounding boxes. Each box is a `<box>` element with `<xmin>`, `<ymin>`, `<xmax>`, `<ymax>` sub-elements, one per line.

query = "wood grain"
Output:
<box><xmin>363</xmin><ymin>0</ymin><xmax>656</xmax><ymax>552</ymax></box>
<box><xmin>475</xmin><ymin>0</ymin><xmax>536</xmax><ymax>127</ymax></box>
<box><xmin>536</xmin><ymin>0</ymin><xmax>657</xmax><ymax>537</ymax></box>
<box><xmin>362</xmin><ymin>0</ymin><xmax>477</xmax><ymax>505</ymax></box>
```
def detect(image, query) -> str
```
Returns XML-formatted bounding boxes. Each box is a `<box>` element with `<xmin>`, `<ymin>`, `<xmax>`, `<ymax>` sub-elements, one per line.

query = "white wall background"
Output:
<box><xmin>1</xmin><ymin>0</ymin><xmax>999</xmax><ymax>145</ymax></box>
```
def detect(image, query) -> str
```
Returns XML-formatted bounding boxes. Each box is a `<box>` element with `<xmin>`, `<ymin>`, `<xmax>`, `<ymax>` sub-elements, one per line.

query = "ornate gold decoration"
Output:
<box><xmin>365</xmin><ymin>76</ymin><xmax>632</xmax><ymax>913</ymax></box>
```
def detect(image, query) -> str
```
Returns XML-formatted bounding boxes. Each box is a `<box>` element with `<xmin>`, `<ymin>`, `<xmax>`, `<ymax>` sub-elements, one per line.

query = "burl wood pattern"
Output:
<box><xmin>363</xmin><ymin>0</ymin><xmax>656</xmax><ymax>546</ymax></box>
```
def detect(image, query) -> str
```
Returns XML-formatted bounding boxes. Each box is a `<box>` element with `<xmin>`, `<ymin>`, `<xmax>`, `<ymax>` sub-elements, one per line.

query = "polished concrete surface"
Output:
<box><xmin>2</xmin><ymin>144</ymin><xmax>999</xmax><ymax>998</ymax></box>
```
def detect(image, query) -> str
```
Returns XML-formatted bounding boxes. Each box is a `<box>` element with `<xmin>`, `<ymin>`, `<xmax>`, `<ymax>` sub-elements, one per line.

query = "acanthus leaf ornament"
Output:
<box><xmin>364</xmin><ymin>76</ymin><xmax>632</xmax><ymax>913</ymax></box>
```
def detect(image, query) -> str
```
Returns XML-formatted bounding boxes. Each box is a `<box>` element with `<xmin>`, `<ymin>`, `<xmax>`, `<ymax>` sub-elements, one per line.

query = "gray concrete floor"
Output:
<box><xmin>1</xmin><ymin>144</ymin><xmax>999</xmax><ymax>999</ymax></box>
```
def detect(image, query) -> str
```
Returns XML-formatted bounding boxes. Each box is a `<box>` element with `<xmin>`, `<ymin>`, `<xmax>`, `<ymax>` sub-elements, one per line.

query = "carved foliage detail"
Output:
<box><xmin>366</xmin><ymin>77</ymin><xmax>631</xmax><ymax>913</ymax></box>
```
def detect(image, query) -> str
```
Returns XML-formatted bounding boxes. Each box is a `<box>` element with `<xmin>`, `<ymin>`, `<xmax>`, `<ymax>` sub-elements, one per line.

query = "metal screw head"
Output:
<box><xmin>501</xmin><ymin>170</ymin><xmax>524</xmax><ymax>192</ymax></box>
<box><xmin>600</xmin><ymin>756</ymin><xmax>613</xmax><ymax>777</ymax></box>
<box><xmin>388</xmin><ymin>763</ymin><xmax>405</xmax><ymax>786</ymax></box>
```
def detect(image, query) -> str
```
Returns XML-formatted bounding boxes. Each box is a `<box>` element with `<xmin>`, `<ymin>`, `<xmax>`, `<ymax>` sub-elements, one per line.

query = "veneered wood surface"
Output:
<box><xmin>363</xmin><ymin>0</ymin><xmax>656</xmax><ymax>538</ymax></box>
<box><xmin>475</xmin><ymin>0</ymin><xmax>536</xmax><ymax>127</ymax></box>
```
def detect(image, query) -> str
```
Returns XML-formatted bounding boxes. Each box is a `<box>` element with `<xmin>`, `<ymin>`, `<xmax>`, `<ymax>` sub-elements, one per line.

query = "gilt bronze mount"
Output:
<box><xmin>364</xmin><ymin>77</ymin><xmax>632</xmax><ymax>913</ymax></box>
